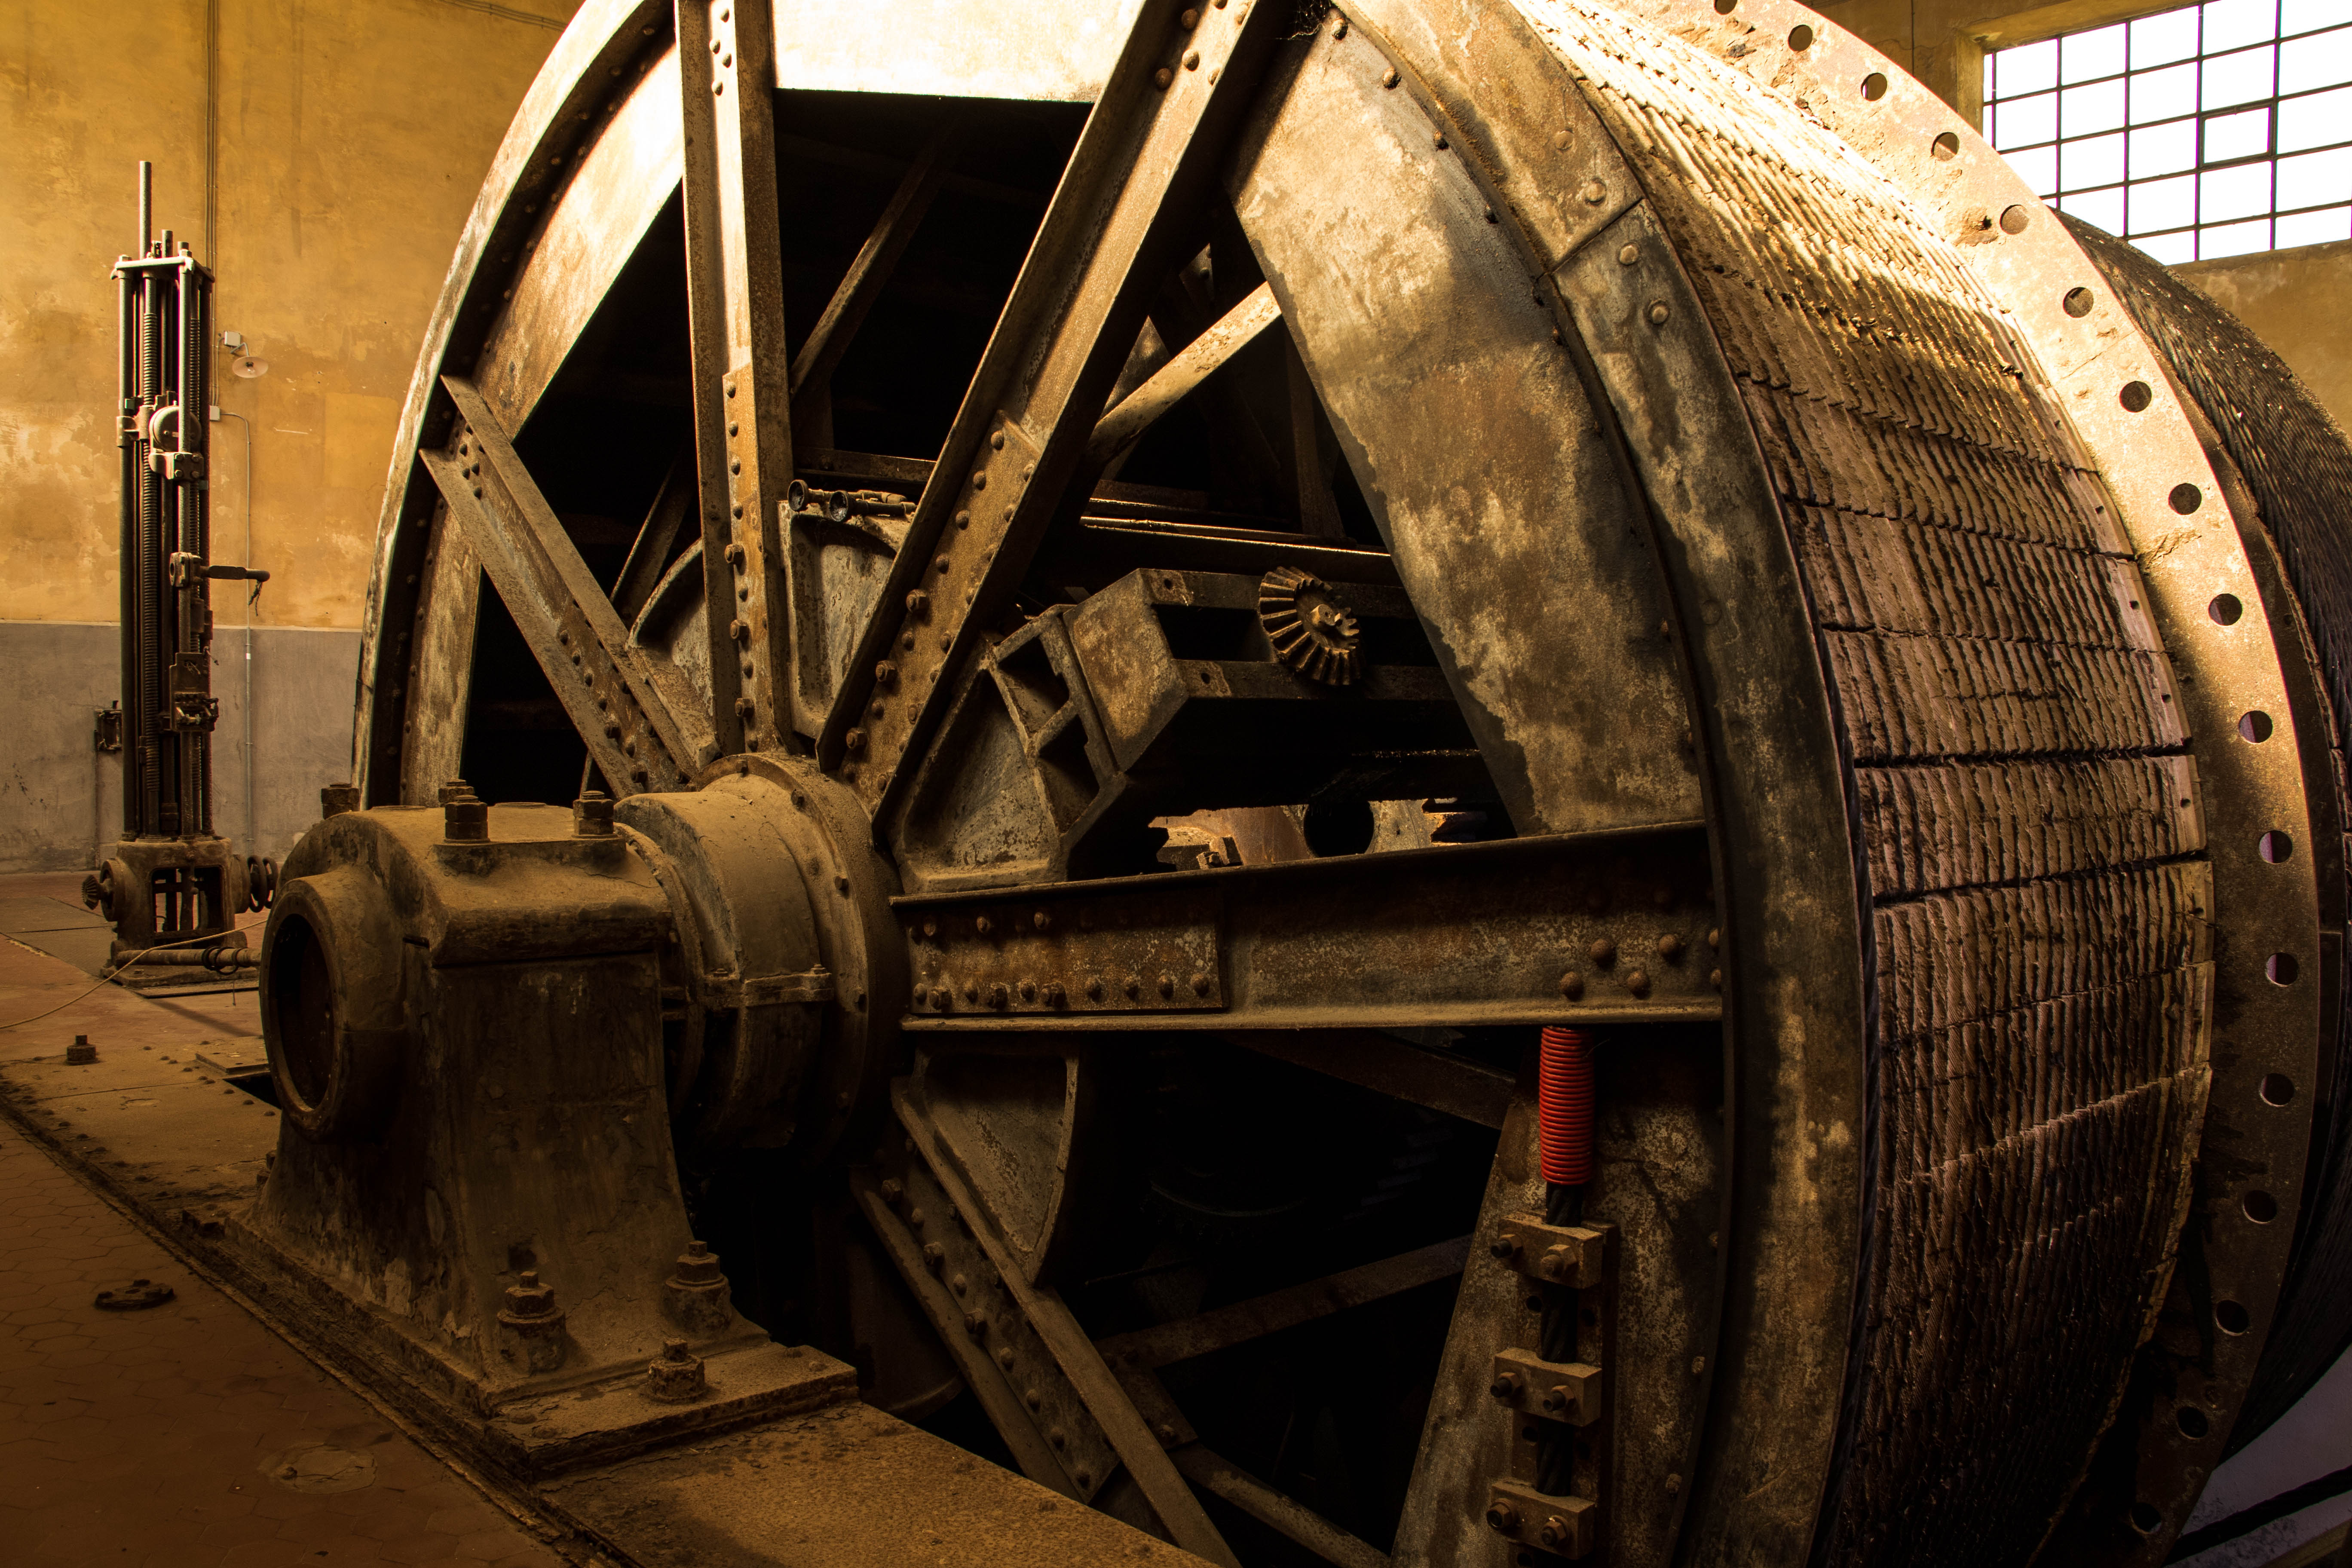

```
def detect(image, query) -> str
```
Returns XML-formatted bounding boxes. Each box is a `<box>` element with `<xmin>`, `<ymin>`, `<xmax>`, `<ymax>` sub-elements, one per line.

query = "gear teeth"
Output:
<box><xmin>1257</xmin><ymin>567</ymin><xmax>1363</xmax><ymax>686</ymax></box>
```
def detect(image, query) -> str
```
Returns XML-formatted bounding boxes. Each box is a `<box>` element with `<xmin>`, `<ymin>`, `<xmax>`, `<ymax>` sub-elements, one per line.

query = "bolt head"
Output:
<box><xmin>1589</xmin><ymin>937</ymin><xmax>1617</xmax><ymax>965</ymax></box>
<box><xmin>1486</xmin><ymin>1500</ymin><xmax>1520</xmax><ymax>1534</ymax></box>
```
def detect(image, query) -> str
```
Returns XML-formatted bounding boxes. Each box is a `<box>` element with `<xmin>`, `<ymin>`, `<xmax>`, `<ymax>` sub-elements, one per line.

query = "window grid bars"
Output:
<box><xmin>1983</xmin><ymin>0</ymin><xmax>2352</xmax><ymax>260</ymax></box>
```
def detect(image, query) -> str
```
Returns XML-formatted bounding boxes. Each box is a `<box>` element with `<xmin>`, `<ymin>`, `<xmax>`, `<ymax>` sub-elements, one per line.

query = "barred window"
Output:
<box><xmin>1983</xmin><ymin>0</ymin><xmax>2352</xmax><ymax>262</ymax></box>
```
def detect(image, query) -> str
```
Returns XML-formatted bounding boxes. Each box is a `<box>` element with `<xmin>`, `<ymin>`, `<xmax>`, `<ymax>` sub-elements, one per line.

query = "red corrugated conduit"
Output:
<box><xmin>1538</xmin><ymin>1025</ymin><xmax>1596</xmax><ymax>1188</ymax></box>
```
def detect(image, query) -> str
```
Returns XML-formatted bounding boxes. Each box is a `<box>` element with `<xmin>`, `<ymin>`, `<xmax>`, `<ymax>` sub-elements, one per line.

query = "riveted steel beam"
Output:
<box><xmin>897</xmin><ymin>825</ymin><xmax>1720</xmax><ymax>1033</ymax></box>
<box><xmin>820</xmin><ymin>0</ymin><xmax>1286</xmax><ymax>813</ymax></box>
<box><xmin>678</xmin><ymin>0</ymin><xmax>791</xmax><ymax>752</ymax></box>
<box><xmin>428</xmin><ymin>379</ymin><xmax>699</xmax><ymax>794</ymax></box>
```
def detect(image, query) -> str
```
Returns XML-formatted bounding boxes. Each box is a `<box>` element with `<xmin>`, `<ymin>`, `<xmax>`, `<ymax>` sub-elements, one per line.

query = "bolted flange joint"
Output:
<box><xmin>495</xmin><ymin>1269</ymin><xmax>567</xmax><ymax>1373</ymax></box>
<box><xmin>644</xmin><ymin>1337</ymin><xmax>709</xmax><ymax>1403</ymax></box>
<box><xmin>663</xmin><ymin>1239</ymin><xmax>733</xmax><ymax>1334</ymax></box>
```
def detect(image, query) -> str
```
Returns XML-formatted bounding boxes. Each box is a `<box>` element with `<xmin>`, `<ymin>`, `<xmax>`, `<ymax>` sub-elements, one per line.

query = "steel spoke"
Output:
<box><xmin>1096</xmin><ymin>1237</ymin><xmax>1471</xmax><ymax>1371</ymax></box>
<box><xmin>679</xmin><ymin>0</ymin><xmax>792</xmax><ymax>751</ymax></box>
<box><xmin>611</xmin><ymin>447</ymin><xmax>695</xmax><ymax>628</ymax></box>
<box><xmin>821</xmin><ymin>0</ymin><xmax>1286</xmax><ymax>814</ymax></box>
<box><xmin>429</xmin><ymin>377</ymin><xmax>702</xmax><ymax>793</ymax></box>
<box><xmin>789</xmin><ymin>119</ymin><xmax>960</xmax><ymax>409</ymax></box>
<box><xmin>1084</xmin><ymin>279</ymin><xmax>1280</xmax><ymax>471</ymax></box>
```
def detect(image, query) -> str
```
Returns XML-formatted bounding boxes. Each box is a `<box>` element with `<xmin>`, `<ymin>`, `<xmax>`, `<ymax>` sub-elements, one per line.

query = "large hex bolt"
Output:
<box><xmin>644</xmin><ymin>1338</ymin><xmax>709</xmax><ymax>1403</ymax></box>
<box><xmin>663</xmin><ymin>1239</ymin><xmax>733</xmax><ymax>1334</ymax></box>
<box><xmin>442</xmin><ymin>780</ymin><xmax>487</xmax><ymax>842</ymax></box>
<box><xmin>320</xmin><ymin>781</ymin><xmax>360</xmax><ymax>819</ymax></box>
<box><xmin>495</xmin><ymin>1269</ymin><xmax>567</xmax><ymax>1373</ymax></box>
<box><xmin>573</xmin><ymin>789</ymin><xmax>615</xmax><ymax>838</ymax></box>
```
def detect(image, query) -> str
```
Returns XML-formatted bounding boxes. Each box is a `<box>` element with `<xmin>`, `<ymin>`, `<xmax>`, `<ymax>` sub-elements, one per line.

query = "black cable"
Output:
<box><xmin>2167</xmin><ymin>1463</ymin><xmax>2352</xmax><ymax>1562</ymax></box>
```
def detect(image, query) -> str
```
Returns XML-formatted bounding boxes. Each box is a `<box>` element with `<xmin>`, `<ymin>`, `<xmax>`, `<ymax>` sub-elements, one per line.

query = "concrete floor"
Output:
<box><xmin>0</xmin><ymin>1122</ymin><xmax>569</xmax><ymax>1568</ymax></box>
<box><xmin>0</xmin><ymin>870</ymin><xmax>571</xmax><ymax>1568</ymax></box>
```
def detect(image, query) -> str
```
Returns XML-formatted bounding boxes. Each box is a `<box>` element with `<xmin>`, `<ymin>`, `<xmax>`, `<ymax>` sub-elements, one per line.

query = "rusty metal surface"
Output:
<box><xmin>1225</xmin><ymin>17</ymin><xmax>1701</xmax><ymax>840</ymax></box>
<box><xmin>892</xmin><ymin>1085</ymin><xmax>1245</xmax><ymax>1567</ymax></box>
<box><xmin>852</xmin><ymin>1147</ymin><xmax>1120</xmax><ymax>1504</ymax></box>
<box><xmin>2064</xmin><ymin>214</ymin><xmax>2352</xmax><ymax>1458</ymax></box>
<box><xmin>1559</xmin><ymin>0</ymin><xmax>2329</xmax><ymax>1560</ymax></box>
<box><xmin>679</xmin><ymin>0</ymin><xmax>789</xmax><ymax>754</ymax></box>
<box><xmin>820</xmin><ymin>0</ymin><xmax>1286</xmax><ymax>810</ymax></box>
<box><xmin>899</xmin><ymin>827</ymin><xmax>1720</xmax><ymax>1032</ymax></box>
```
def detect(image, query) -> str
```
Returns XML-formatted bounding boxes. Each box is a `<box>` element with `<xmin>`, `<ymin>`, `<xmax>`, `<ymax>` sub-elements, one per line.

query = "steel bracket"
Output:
<box><xmin>1494</xmin><ymin>1215</ymin><xmax>1609</xmax><ymax>1286</ymax></box>
<box><xmin>1487</xmin><ymin>1477</ymin><xmax>1598</xmax><ymax>1559</ymax></box>
<box><xmin>1491</xmin><ymin>1348</ymin><xmax>1604</xmax><ymax>1425</ymax></box>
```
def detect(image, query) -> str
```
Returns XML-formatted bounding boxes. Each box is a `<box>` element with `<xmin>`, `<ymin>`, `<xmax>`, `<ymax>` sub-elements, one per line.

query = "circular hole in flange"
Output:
<box><xmin>2000</xmin><ymin>203</ymin><xmax>2032</xmax><ymax>234</ymax></box>
<box><xmin>2064</xmin><ymin>286</ymin><xmax>2095</xmax><ymax>317</ymax></box>
<box><xmin>2128</xmin><ymin>1502</ymin><xmax>2163</xmax><ymax>1535</ymax></box>
<box><xmin>2216</xmin><ymin>1299</ymin><xmax>2251</xmax><ymax>1334</ymax></box>
<box><xmin>2267</xmin><ymin>952</ymin><xmax>2299</xmax><ymax>986</ymax></box>
<box><xmin>2121</xmin><ymin>380</ymin><xmax>2154</xmax><ymax>412</ymax></box>
<box><xmin>2245</xmin><ymin>1188</ymin><xmax>2280</xmax><ymax>1222</ymax></box>
<box><xmin>2177</xmin><ymin>1405</ymin><xmax>2210</xmax><ymax>1438</ymax></box>
<box><xmin>1862</xmin><ymin>71</ymin><xmax>1889</xmax><ymax>99</ymax></box>
<box><xmin>2170</xmin><ymin>482</ymin><xmax>2204</xmax><ymax>514</ymax></box>
<box><xmin>1788</xmin><ymin>23</ymin><xmax>1814</xmax><ymax>48</ymax></box>
<box><xmin>1931</xmin><ymin>130</ymin><xmax>1960</xmax><ymax>160</ymax></box>
<box><xmin>2262</xmin><ymin>1072</ymin><xmax>2296</xmax><ymax>1106</ymax></box>
<box><xmin>2209</xmin><ymin>593</ymin><xmax>2243</xmax><ymax>625</ymax></box>
<box><xmin>2239</xmin><ymin>710</ymin><xmax>2273</xmax><ymax>742</ymax></box>
<box><xmin>2260</xmin><ymin>830</ymin><xmax>2294</xmax><ymax>863</ymax></box>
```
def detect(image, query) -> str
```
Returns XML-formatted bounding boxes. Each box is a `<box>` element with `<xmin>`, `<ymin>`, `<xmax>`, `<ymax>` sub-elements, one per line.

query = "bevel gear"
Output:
<box><xmin>1258</xmin><ymin>566</ymin><xmax>1363</xmax><ymax>686</ymax></box>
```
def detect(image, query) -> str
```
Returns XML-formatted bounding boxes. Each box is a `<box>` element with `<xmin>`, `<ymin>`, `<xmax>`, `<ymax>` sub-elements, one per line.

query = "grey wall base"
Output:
<box><xmin>0</xmin><ymin>620</ymin><xmax>359</xmax><ymax>875</ymax></box>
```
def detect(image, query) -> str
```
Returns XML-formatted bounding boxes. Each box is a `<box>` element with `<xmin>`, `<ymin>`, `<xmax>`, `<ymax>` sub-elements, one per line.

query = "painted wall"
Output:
<box><xmin>0</xmin><ymin>0</ymin><xmax>576</xmax><ymax>872</ymax></box>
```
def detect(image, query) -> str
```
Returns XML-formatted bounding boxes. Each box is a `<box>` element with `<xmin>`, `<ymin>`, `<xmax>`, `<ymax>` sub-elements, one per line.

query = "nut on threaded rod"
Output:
<box><xmin>645</xmin><ymin>1337</ymin><xmax>709</xmax><ymax>1402</ymax></box>
<box><xmin>573</xmin><ymin>789</ymin><xmax>614</xmax><ymax>837</ymax></box>
<box><xmin>441</xmin><ymin>779</ymin><xmax>487</xmax><ymax>842</ymax></box>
